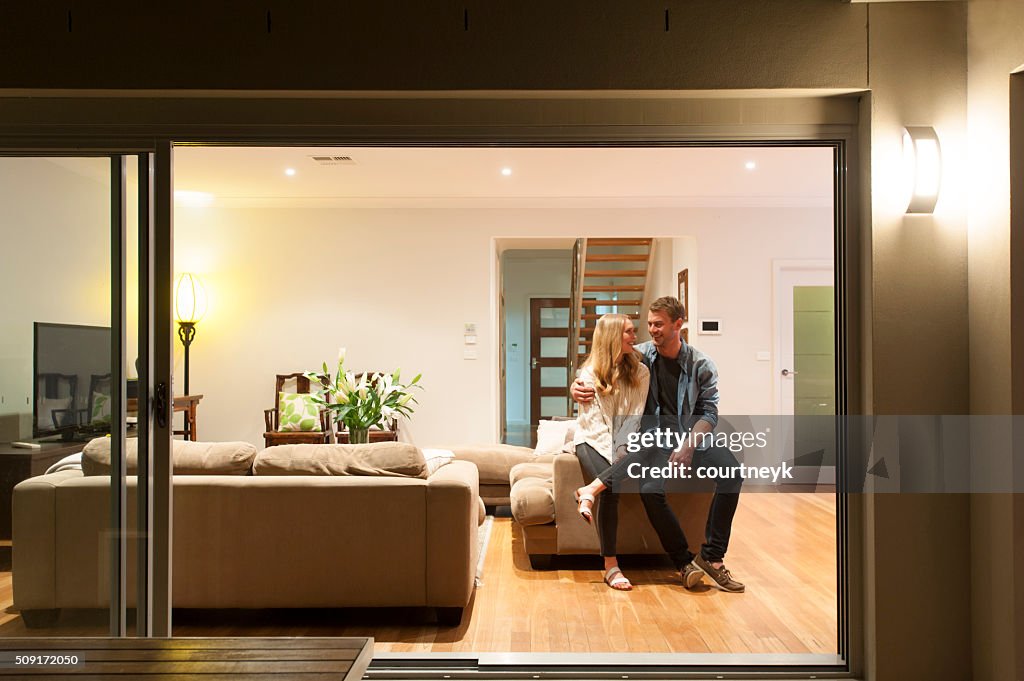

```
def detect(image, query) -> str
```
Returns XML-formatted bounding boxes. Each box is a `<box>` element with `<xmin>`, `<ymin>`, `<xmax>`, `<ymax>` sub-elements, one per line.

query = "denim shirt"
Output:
<box><xmin>634</xmin><ymin>340</ymin><xmax>720</xmax><ymax>434</ymax></box>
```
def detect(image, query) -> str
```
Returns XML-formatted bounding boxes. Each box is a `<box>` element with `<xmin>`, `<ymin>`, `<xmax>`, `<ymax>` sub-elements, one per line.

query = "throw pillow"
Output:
<box><xmin>421</xmin><ymin>448</ymin><xmax>455</xmax><ymax>475</ymax></box>
<box><xmin>252</xmin><ymin>441</ymin><xmax>428</xmax><ymax>478</ymax></box>
<box><xmin>91</xmin><ymin>391</ymin><xmax>111</xmax><ymax>424</ymax></box>
<box><xmin>82</xmin><ymin>437</ymin><xmax>258</xmax><ymax>476</ymax></box>
<box><xmin>277</xmin><ymin>392</ymin><xmax>322</xmax><ymax>432</ymax></box>
<box><xmin>534</xmin><ymin>419</ymin><xmax>575</xmax><ymax>456</ymax></box>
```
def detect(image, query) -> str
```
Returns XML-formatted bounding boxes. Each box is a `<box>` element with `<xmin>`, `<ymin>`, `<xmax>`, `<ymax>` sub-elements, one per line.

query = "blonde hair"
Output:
<box><xmin>582</xmin><ymin>313</ymin><xmax>643</xmax><ymax>396</ymax></box>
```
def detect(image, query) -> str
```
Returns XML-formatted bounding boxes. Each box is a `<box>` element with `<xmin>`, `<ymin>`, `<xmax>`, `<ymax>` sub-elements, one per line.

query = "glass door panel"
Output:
<box><xmin>0</xmin><ymin>156</ymin><xmax>116</xmax><ymax>636</ymax></box>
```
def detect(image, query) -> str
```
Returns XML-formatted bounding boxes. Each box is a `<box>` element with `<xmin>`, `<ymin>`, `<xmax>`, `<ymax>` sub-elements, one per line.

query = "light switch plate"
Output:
<box><xmin>463</xmin><ymin>348</ymin><xmax>478</xmax><ymax>360</ymax></box>
<box><xmin>756</xmin><ymin>351</ymin><xmax>770</xmax><ymax>361</ymax></box>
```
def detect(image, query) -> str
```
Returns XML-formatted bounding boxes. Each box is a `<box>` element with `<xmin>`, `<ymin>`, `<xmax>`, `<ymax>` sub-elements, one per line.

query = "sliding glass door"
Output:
<box><xmin>0</xmin><ymin>151</ymin><xmax>170</xmax><ymax>638</ymax></box>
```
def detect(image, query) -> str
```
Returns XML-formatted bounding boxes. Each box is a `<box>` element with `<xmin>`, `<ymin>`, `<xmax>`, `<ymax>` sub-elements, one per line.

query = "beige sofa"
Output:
<box><xmin>447</xmin><ymin>443</ymin><xmax>549</xmax><ymax>506</ymax></box>
<box><xmin>13</xmin><ymin>441</ymin><xmax>480</xmax><ymax>628</ymax></box>
<box><xmin>510</xmin><ymin>453</ymin><xmax>713</xmax><ymax>569</ymax></box>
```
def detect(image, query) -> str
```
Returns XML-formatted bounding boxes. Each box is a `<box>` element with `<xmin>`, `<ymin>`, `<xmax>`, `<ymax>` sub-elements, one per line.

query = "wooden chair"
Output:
<box><xmin>37</xmin><ymin>373</ymin><xmax>79</xmax><ymax>432</ymax></box>
<box><xmin>335</xmin><ymin>371</ymin><xmax>400</xmax><ymax>444</ymax></box>
<box><xmin>264</xmin><ymin>373</ymin><xmax>331</xmax><ymax>448</ymax></box>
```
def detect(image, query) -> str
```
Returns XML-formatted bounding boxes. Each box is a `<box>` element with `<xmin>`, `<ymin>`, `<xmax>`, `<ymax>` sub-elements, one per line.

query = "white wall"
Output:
<box><xmin>174</xmin><ymin>203</ymin><xmax>832</xmax><ymax>448</ymax></box>
<box><xmin>501</xmin><ymin>249</ymin><xmax>572</xmax><ymax>426</ymax></box>
<box><xmin>0</xmin><ymin>158</ymin><xmax>111</xmax><ymax>438</ymax></box>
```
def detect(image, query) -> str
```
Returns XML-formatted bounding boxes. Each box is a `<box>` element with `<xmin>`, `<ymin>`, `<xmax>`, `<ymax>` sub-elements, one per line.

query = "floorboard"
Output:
<box><xmin>0</xmin><ymin>493</ymin><xmax>837</xmax><ymax>655</ymax></box>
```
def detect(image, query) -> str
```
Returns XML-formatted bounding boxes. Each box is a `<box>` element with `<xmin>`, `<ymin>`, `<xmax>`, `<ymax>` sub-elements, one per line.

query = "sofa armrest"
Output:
<box><xmin>425</xmin><ymin>460</ymin><xmax>479</xmax><ymax>607</ymax></box>
<box><xmin>552</xmin><ymin>453</ymin><xmax>587</xmax><ymax>524</ymax></box>
<box><xmin>12</xmin><ymin>471</ymin><xmax>82</xmax><ymax>611</ymax></box>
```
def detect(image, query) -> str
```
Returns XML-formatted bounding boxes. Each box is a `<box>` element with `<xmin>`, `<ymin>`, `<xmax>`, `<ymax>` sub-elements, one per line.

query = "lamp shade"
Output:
<box><xmin>174</xmin><ymin>273</ymin><xmax>208</xmax><ymax>324</ymax></box>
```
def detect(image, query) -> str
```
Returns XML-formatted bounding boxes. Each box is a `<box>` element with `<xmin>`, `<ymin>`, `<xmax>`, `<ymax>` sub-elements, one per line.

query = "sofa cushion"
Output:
<box><xmin>253</xmin><ymin>441</ymin><xmax>427</xmax><ymax>478</ymax></box>
<box><xmin>446</xmin><ymin>444</ymin><xmax>537</xmax><ymax>484</ymax></box>
<box><xmin>509</xmin><ymin>461</ymin><xmax>554</xmax><ymax>487</ymax></box>
<box><xmin>510</xmin><ymin>476</ymin><xmax>555</xmax><ymax>526</ymax></box>
<box><xmin>82</xmin><ymin>437</ymin><xmax>257</xmax><ymax>476</ymax></box>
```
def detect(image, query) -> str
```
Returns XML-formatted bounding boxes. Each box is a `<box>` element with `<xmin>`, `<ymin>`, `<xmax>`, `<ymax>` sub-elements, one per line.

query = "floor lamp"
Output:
<box><xmin>174</xmin><ymin>273</ymin><xmax>207</xmax><ymax>396</ymax></box>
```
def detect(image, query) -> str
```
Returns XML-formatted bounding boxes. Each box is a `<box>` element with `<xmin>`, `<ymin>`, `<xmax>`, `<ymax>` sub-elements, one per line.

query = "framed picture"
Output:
<box><xmin>682</xmin><ymin>327</ymin><xmax>689</xmax><ymax>344</ymax></box>
<box><xmin>677</xmin><ymin>269</ymin><xmax>689</xmax><ymax>322</ymax></box>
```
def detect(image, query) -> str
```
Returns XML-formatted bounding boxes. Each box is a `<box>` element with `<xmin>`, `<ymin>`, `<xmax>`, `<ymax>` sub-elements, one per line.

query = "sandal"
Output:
<box><xmin>603</xmin><ymin>566</ymin><xmax>633</xmax><ymax>591</ymax></box>
<box><xmin>574</xmin><ymin>488</ymin><xmax>595</xmax><ymax>524</ymax></box>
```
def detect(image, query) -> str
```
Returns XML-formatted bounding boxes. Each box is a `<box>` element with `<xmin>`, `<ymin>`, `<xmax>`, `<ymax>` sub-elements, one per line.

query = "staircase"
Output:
<box><xmin>568</xmin><ymin>238</ymin><xmax>654</xmax><ymax>408</ymax></box>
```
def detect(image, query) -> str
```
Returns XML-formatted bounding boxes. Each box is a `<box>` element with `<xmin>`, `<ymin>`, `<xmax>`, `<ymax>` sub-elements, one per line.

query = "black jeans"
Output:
<box><xmin>575</xmin><ymin>442</ymin><xmax>620</xmax><ymax>557</ymax></box>
<box><xmin>594</xmin><ymin>442</ymin><xmax>742</xmax><ymax>565</ymax></box>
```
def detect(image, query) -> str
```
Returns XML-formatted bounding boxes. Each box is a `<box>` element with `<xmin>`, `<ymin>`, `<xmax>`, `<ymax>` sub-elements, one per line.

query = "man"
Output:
<box><xmin>571</xmin><ymin>296</ymin><xmax>745</xmax><ymax>593</ymax></box>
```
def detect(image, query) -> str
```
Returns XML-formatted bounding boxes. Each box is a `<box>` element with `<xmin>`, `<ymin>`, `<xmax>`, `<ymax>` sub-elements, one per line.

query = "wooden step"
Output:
<box><xmin>588</xmin><ymin>238</ymin><xmax>653</xmax><ymax>246</ymax></box>
<box><xmin>584</xmin><ymin>269</ymin><xmax>647</xmax><ymax>277</ymax></box>
<box><xmin>585</xmin><ymin>254</ymin><xmax>649</xmax><ymax>262</ymax></box>
<box><xmin>580</xmin><ymin>299</ymin><xmax>642</xmax><ymax>307</ymax></box>
<box><xmin>583</xmin><ymin>285</ymin><xmax>645</xmax><ymax>292</ymax></box>
<box><xmin>581</xmin><ymin>313</ymin><xmax>639</xmax><ymax>320</ymax></box>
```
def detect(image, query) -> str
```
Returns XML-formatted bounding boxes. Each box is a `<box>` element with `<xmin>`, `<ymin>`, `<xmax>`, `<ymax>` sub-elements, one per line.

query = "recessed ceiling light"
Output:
<box><xmin>745</xmin><ymin>161</ymin><xmax>757</xmax><ymax>170</ymax></box>
<box><xmin>501</xmin><ymin>167</ymin><xmax>513</xmax><ymax>176</ymax></box>
<box><xmin>174</xmin><ymin>190</ymin><xmax>214</xmax><ymax>207</ymax></box>
<box><xmin>285</xmin><ymin>168</ymin><xmax>297</xmax><ymax>176</ymax></box>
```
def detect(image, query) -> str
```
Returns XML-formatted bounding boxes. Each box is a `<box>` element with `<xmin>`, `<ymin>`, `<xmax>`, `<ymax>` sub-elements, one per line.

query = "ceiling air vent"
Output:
<box><xmin>310</xmin><ymin>155</ymin><xmax>356</xmax><ymax>166</ymax></box>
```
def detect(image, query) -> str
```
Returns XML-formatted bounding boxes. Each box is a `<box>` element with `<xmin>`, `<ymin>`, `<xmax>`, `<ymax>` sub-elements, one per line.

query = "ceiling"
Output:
<box><xmin>171</xmin><ymin>145</ymin><xmax>834</xmax><ymax>208</ymax></box>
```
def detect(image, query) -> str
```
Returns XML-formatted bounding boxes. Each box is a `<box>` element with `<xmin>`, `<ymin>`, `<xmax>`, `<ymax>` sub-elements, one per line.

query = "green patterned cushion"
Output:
<box><xmin>277</xmin><ymin>392</ymin><xmax>322</xmax><ymax>432</ymax></box>
<box><xmin>91</xmin><ymin>391</ymin><xmax>111</xmax><ymax>424</ymax></box>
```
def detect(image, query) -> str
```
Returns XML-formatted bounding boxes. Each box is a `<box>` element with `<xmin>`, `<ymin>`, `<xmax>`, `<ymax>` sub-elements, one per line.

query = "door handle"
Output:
<box><xmin>154</xmin><ymin>382</ymin><xmax>168</xmax><ymax>428</ymax></box>
<box><xmin>781</xmin><ymin>369</ymin><xmax>799</xmax><ymax>377</ymax></box>
<box><xmin>531</xmin><ymin>358</ymin><xmax>539</xmax><ymax>370</ymax></box>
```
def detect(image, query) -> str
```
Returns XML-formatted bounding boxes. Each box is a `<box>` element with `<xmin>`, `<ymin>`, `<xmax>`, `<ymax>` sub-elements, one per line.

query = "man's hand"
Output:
<box><xmin>669</xmin><ymin>443</ymin><xmax>694</xmax><ymax>467</ymax></box>
<box><xmin>570</xmin><ymin>378</ymin><xmax>596</xmax><ymax>404</ymax></box>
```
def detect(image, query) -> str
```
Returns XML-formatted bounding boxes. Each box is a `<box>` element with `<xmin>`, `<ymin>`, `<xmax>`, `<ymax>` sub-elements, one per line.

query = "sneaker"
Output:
<box><xmin>693</xmin><ymin>554</ymin><xmax>745</xmax><ymax>593</ymax></box>
<box><xmin>680</xmin><ymin>562</ymin><xmax>704</xmax><ymax>589</ymax></box>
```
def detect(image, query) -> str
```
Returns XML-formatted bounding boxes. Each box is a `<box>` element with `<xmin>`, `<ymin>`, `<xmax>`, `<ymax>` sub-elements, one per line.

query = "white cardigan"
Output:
<box><xmin>572</xmin><ymin>363</ymin><xmax>650</xmax><ymax>464</ymax></box>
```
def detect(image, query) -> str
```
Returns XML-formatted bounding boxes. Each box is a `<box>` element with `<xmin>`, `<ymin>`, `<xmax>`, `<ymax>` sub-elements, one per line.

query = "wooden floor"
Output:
<box><xmin>0</xmin><ymin>493</ymin><xmax>837</xmax><ymax>654</ymax></box>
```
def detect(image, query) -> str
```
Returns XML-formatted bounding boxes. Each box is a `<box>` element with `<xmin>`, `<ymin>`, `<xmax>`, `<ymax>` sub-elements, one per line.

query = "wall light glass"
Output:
<box><xmin>902</xmin><ymin>126</ymin><xmax>942</xmax><ymax>214</ymax></box>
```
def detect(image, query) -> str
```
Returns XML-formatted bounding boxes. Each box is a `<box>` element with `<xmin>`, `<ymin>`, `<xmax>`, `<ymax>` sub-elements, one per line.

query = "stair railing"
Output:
<box><xmin>567</xmin><ymin>237</ymin><xmax>587</xmax><ymax>415</ymax></box>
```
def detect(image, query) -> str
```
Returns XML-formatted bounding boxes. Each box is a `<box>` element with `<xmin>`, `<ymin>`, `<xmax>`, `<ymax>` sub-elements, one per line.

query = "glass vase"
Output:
<box><xmin>348</xmin><ymin>426</ymin><xmax>370</xmax><ymax>444</ymax></box>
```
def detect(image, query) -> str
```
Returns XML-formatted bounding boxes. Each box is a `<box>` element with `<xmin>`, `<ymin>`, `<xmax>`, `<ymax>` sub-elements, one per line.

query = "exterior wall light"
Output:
<box><xmin>902</xmin><ymin>126</ymin><xmax>942</xmax><ymax>214</ymax></box>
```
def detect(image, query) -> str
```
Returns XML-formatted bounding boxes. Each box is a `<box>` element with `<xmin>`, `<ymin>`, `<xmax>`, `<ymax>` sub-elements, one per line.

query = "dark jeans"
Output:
<box><xmin>593</xmin><ymin>441</ymin><xmax>742</xmax><ymax>565</ymax></box>
<box><xmin>575</xmin><ymin>442</ymin><xmax>620</xmax><ymax>557</ymax></box>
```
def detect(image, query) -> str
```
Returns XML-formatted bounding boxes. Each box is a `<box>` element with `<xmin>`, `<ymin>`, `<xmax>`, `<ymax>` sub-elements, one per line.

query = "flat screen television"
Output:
<box><xmin>33</xmin><ymin>322</ymin><xmax>111</xmax><ymax>440</ymax></box>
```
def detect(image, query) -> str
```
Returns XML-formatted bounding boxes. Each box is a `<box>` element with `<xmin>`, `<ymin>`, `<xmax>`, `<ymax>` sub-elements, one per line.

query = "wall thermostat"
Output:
<box><xmin>698</xmin><ymin>319</ymin><xmax>722</xmax><ymax>335</ymax></box>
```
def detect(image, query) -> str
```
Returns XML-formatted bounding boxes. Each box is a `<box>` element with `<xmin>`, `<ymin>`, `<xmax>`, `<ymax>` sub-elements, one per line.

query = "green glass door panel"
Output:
<box><xmin>793</xmin><ymin>286</ymin><xmax>835</xmax><ymax>466</ymax></box>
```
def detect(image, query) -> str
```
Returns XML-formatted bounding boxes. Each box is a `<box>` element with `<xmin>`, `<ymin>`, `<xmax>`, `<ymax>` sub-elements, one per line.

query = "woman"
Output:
<box><xmin>572</xmin><ymin>313</ymin><xmax>649</xmax><ymax>591</ymax></box>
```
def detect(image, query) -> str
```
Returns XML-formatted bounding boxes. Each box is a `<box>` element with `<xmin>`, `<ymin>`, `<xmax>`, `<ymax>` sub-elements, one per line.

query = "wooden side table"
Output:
<box><xmin>127</xmin><ymin>394</ymin><xmax>203</xmax><ymax>441</ymax></box>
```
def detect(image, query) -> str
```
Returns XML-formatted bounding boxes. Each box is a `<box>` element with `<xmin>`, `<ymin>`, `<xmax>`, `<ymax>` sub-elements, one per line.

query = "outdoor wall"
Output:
<box><xmin>174</xmin><ymin>203</ymin><xmax>831</xmax><ymax>448</ymax></box>
<box><xmin>864</xmin><ymin>4</ymin><xmax>970</xmax><ymax>681</ymax></box>
<box><xmin>966</xmin><ymin>1</ymin><xmax>1024</xmax><ymax>679</ymax></box>
<box><xmin>0</xmin><ymin>1</ymin><xmax>868</xmax><ymax>91</ymax></box>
